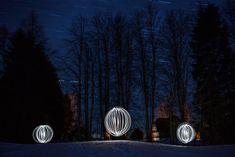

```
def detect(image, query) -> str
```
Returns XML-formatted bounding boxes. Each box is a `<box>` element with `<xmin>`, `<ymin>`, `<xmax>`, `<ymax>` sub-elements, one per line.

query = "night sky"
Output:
<box><xmin>0</xmin><ymin>0</ymin><xmax>220</xmax><ymax>51</ymax></box>
<box><xmin>0</xmin><ymin>0</ymin><xmax>221</xmax><ymax>85</ymax></box>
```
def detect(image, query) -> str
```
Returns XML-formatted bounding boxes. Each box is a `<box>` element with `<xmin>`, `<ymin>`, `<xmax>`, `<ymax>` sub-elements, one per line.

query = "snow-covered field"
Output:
<box><xmin>0</xmin><ymin>140</ymin><xmax>234</xmax><ymax>157</ymax></box>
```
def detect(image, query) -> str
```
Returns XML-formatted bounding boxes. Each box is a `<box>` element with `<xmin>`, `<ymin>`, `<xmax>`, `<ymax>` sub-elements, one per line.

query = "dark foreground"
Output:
<box><xmin>0</xmin><ymin>140</ymin><xmax>234</xmax><ymax>157</ymax></box>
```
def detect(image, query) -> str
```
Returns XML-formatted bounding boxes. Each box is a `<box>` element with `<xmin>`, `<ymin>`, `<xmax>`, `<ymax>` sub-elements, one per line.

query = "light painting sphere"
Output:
<box><xmin>32</xmin><ymin>125</ymin><xmax>54</xmax><ymax>143</ymax></box>
<box><xmin>176</xmin><ymin>123</ymin><xmax>195</xmax><ymax>144</ymax></box>
<box><xmin>104</xmin><ymin>107</ymin><xmax>131</xmax><ymax>137</ymax></box>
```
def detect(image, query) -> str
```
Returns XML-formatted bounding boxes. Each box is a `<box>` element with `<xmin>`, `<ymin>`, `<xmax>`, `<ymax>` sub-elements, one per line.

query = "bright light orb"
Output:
<box><xmin>104</xmin><ymin>107</ymin><xmax>131</xmax><ymax>137</ymax></box>
<box><xmin>32</xmin><ymin>125</ymin><xmax>54</xmax><ymax>143</ymax></box>
<box><xmin>176</xmin><ymin>123</ymin><xmax>195</xmax><ymax>144</ymax></box>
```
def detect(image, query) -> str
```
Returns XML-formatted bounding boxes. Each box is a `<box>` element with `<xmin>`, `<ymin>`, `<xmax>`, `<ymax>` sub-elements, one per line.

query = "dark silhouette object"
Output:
<box><xmin>0</xmin><ymin>25</ymin><xmax>8</xmax><ymax>75</ymax></box>
<box><xmin>64</xmin><ymin>127</ymin><xmax>87</xmax><ymax>142</ymax></box>
<box><xmin>0</xmin><ymin>13</ymin><xmax>64</xmax><ymax>143</ymax></box>
<box><xmin>156</xmin><ymin>116</ymin><xmax>180</xmax><ymax>140</ymax></box>
<box><xmin>63</xmin><ymin>94</ymin><xmax>87</xmax><ymax>142</ymax></box>
<box><xmin>156</xmin><ymin>118</ymin><xmax>170</xmax><ymax>138</ymax></box>
<box><xmin>130</xmin><ymin>128</ymin><xmax>144</xmax><ymax>140</ymax></box>
<box><xmin>191</xmin><ymin>4</ymin><xmax>235</xmax><ymax>144</ymax></box>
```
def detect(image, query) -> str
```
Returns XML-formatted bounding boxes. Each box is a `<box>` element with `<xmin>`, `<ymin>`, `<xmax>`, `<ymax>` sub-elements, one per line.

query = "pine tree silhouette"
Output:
<box><xmin>191</xmin><ymin>4</ymin><xmax>235</xmax><ymax>144</ymax></box>
<box><xmin>0</xmin><ymin>13</ymin><xmax>64</xmax><ymax>143</ymax></box>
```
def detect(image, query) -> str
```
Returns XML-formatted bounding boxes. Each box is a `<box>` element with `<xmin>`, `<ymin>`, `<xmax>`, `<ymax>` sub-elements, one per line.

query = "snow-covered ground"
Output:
<box><xmin>0</xmin><ymin>140</ymin><xmax>234</xmax><ymax>157</ymax></box>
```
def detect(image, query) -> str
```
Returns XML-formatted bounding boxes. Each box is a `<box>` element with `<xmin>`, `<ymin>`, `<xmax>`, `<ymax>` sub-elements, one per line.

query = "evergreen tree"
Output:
<box><xmin>0</xmin><ymin>13</ymin><xmax>64</xmax><ymax>143</ymax></box>
<box><xmin>0</xmin><ymin>25</ymin><xmax>8</xmax><ymax>76</ymax></box>
<box><xmin>191</xmin><ymin>4</ymin><xmax>235</xmax><ymax>144</ymax></box>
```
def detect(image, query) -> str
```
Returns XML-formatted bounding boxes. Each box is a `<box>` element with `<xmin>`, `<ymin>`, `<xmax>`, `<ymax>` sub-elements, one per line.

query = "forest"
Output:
<box><xmin>0</xmin><ymin>1</ymin><xmax>234</xmax><ymax>145</ymax></box>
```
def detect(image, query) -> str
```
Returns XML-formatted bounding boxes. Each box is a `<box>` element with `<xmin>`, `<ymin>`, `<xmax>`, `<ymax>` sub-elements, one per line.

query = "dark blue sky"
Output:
<box><xmin>0</xmin><ymin>0</ymin><xmax>220</xmax><ymax>50</ymax></box>
<box><xmin>0</xmin><ymin>0</ymin><xmax>222</xmax><ymax>130</ymax></box>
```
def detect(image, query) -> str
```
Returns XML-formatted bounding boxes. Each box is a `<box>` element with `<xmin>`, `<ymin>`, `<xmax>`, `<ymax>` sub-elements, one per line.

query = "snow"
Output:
<box><xmin>0</xmin><ymin>140</ymin><xmax>234</xmax><ymax>157</ymax></box>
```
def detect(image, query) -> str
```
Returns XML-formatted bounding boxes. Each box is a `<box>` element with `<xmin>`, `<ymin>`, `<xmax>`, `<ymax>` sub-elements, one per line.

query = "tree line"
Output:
<box><xmin>0</xmin><ymin>1</ymin><xmax>234</xmax><ymax>144</ymax></box>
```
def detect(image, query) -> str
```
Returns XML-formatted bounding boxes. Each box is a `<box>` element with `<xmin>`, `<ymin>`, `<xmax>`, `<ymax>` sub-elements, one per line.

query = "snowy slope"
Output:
<box><xmin>0</xmin><ymin>141</ymin><xmax>234</xmax><ymax>157</ymax></box>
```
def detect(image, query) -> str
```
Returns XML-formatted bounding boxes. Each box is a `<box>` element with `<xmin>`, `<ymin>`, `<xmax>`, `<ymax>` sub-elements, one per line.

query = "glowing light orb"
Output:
<box><xmin>176</xmin><ymin>123</ymin><xmax>195</xmax><ymax>144</ymax></box>
<box><xmin>32</xmin><ymin>125</ymin><xmax>54</xmax><ymax>143</ymax></box>
<box><xmin>104</xmin><ymin>107</ymin><xmax>131</xmax><ymax>137</ymax></box>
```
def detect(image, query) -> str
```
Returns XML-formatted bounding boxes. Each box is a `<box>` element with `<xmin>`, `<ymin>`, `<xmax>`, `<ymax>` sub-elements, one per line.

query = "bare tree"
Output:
<box><xmin>111</xmin><ymin>13</ymin><xmax>134</xmax><ymax>110</ymax></box>
<box><xmin>90</xmin><ymin>13</ymin><xmax>112</xmax><ymax>138</ymax></box>
<box><xmin>160</xmin><ymin>11</ymin><xmax>192</xmax><ymax>143</ymax></box>
<box><xmin>90</xmin><ymin>13</ymin><xmax>104</xmax><ymax>137</ymax></box>
<box><xmin>66</xmin><ymin>16</ymin><xmax>89</xmax><ymax>140</ymax></box>
<box><xmin>162</xmin><ymin>11</ymin><xmax>192</xmax><ymax>122</ymax></box>
<box><xmin>112</xmin><ymin>14</ymin><xmax>126</xmax><ymax>108</ymax></box>
<box><xmin>89</xmin><ymin>53</ymin><xmax>95</xmax><ymax>137</ymax></box>
<box><xmin>133</xmin><ymin>11</ymin><xmax>151</xmax><ymax>139</ymax></box>
<box><xmin>223</xmin><ymin>0</ymin><xmax>235</xmax><ymax>47</ymax></box>
<box><xmin>124</xmin><ymin>22</ymin><xmax>134</xmax><ymax>110</ymax></box>
<box><xmin>145</xmin><ymin>2</ymin><xmax>159</xmax><ymax>129</ymax></box>
<box><xmin>132</xmin><ymin>2</ymin><xmax>160</xmax><ymax>139</ymax></box>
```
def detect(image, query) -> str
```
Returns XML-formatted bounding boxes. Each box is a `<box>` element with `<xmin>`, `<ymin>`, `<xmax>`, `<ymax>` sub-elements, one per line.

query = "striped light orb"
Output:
<box><xmin>104</xmin><ymin>107</ymin><xmax>131</xmax><ymax>137</ymax></box>
<box><xmin>32</xmin><ymin>125</ymin><xmax>54</xmax><ymax>143</ymax></box>
<box><xmin>176</xmin><ymin>123</ymin><xmax>195</xmax><ymax>144</ymax></box>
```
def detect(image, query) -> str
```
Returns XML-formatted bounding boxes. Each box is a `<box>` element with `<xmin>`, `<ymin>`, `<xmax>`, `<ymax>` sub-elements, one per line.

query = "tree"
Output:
<box><xmin>0</xmin><ymin>12</ymin><xmax>64</xmax><ymax>143</ymax></box>
<box><xmin>63</xmin><ymin>94</ymin><xmax>79</xmax><ymax>141</ymax></box>
<box><xmin>90</xmin><ymin>13</ymin><xmax>104</xmax><ymax>138</ymax></box>
<box><xmin>66</xmin><ymin>16</ymin><xmax>88</xmax><ymax>140</ymax></box>
<box><xmin>0</xmin><ymin>25</ymin><xmax>8</xmax><ymax>76</ymax></box>
<box><xmin>133</xmin><ymin>11</ymin><xmax>150</xmax><ymax>139</ymax></box>
<box><xmin>161</xmin><ymin>11</ymin><xmax>192</xmax><ymax>124</ymax></box>
<box><xmin>111</xmin><ymin>13</ymin><xmax>134</xmax><ymax>110</ymax></box>
<box><xmin>90</xmin><ymin>13</ymin><xmax>114</xmax><ymax>138</ymax></box>
<box><xmin>223</xmin><ymin>0</ymin><xmax>235</xmax><ymax>41</ymax></box>
<box><xmin>191</xmin><ymin>4</ymin><xmax>235</xmax><ymax>144</ymax></box>
<box><xmin>145</xmin><ymin>3</ymin><xmax>159</xmax><ymax>129</ymax></box>
<box><xmin>132</xmin><ymin>2</ymin><xmax>160</xmax><ymax>139</ymax></box>
<box><xmin>133</xmin><ymin>2</ymin><xmax>160</xmax><ymax>139</ymax></box>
